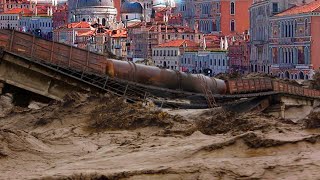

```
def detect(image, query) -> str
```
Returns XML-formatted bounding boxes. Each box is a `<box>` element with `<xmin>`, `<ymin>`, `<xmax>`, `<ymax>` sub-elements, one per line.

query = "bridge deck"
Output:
<box><xmin>0</xmin><ymin>29</ymin><xmax>318</xmax><ymax>109</ymax></box>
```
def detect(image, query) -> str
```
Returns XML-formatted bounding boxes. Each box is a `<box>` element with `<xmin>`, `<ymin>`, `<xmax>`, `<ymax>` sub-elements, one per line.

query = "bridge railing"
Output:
<box><xmin>0</xmin><ymin>29</ymin><xmax>188</xmax><ymax>108</ymax></box>
<box><xmin>0</xmin><ymin>29</ymin><xmax>106</xmax><ymax>75</ymax></box>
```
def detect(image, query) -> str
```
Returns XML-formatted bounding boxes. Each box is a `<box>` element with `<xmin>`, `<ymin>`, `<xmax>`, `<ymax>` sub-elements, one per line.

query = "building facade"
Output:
<box><xmin>53</xmin><ymin>21</ymin><xmax>92</xmax><ymax>45</ymax></box>
<box><xmin>127</xmin><ymin>22</ymin><xmax>203</xmax><ymax>60</ymax></box>
<box><xmin>0</xmin><ymin>8</ymin><xmax>26</xmax><ymax>29</ymax></box>
<box><xmin>180</xmin><ymin>50</ymin><xmax>228</xmax><ymax>75</ymax></box>
<box><xmin>176</xmin><ymin>0</ymin><xmax>221</xmax><ymax>34</ymax></box>
<box><xmin>220</xmin><ymin>0</ymin><xmax>253</xmax><ymax>35</ymax></box>
<box><xmin>152</xmin><ymin>39</ymin><xmax>198</xmax><ymax>70</ymax></box>
<box><xmin>68</xmin><ymin>0</ymin><xmax>117</xmax><ymax>26</ymax></box>
<box><xmin>269</xmin><ymin>0</ymin><xmax>320</xmax><ymax>80</ymax></box>
<box><xmin>121</xmin><ymin>1</ymin><xmax>143</xmax><ymax>27</ymax></box>
<box><xmin>249</xmin><ymin>0</ymin><xmax>313</xmax><ymax>74</ymax></box>
<box><xmin>53</xmin><ymin>3</ymin><xmax>68</xmax><ymax>29</ymax></box>
<box><xmin>227</xmin><ymin>34</ymin><xmax>250</xmax><ymax>73</ymax></box>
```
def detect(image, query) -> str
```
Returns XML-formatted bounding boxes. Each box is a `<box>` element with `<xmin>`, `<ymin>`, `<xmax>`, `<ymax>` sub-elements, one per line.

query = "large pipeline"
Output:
<box><xmin>105</xmin><ymin>59</ymin><xmax>227</xmax><ymax>94</ymax></box>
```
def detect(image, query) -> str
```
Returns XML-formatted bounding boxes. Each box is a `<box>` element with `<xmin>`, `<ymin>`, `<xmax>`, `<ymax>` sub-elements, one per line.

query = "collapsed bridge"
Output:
<box><xmin>0</xmin><ymin>29</ymin><xmax>318</xmax><ymax>109</ymax></box>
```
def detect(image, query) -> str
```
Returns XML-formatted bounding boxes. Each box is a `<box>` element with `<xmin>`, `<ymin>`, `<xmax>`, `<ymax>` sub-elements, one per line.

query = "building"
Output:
<box><xmin>68</xmin><ymin>0</ymin><xmax>117</xmax><ymax>26</ymax></box>
<box><xmin>269</xmin><ymin>0</ymin><xmax>320</xmax><ymax>80</ymax></box>
<box><xmin>107</xmin><ymin>29</ymin><xmax>128</xmax><ymax>58</ymax></box>
<box><xmin>180</xmin><ymin>36</ymin><xmax>229</xmax><ymax>75</ymax></box>
<box><xmin>53</xmin><ymin>21</ymin><xmax>92</xmax><ymax>45</ymax></box>
<box><xmin>53</xmin><ymin>2</ymin><xmax>68</xmax><ymax>29</ymax></box>
<box><xmin>180</xmin><ymin>50</ymin><xmax>228</xmax><ymax>75</ymax></box>
<box><xmin>152</xmin><ymin>39</ymin><xmax>198</xmax><ymax>70</ymax></box>
<box><xmin>227</xmin><ymin>34</ymin><xmax>250</xmax><ymax>73</ymax></box>
<box><xmin>220</xmin><ymin>0</ymin><xmax>253</xmax><ymax>35</ymax></box>
<box><xmin>0</xmin><ymin>8</ymin><xmax>31</xmax><ymax>30</ymax></box>
<box><xmin>175</xmin><ymin>0</ymin><xmax>221</xmax><ymax>34</ymax></box>
<box><xmin>19</xmin><ymin>15</ymin><xmax>53</xmax><ymax>39</ymax></box>
<box><xmin>127</xmin><ymin>22</ymin><xmax>203</xmax><ymax>60</ymax></box>
<box><xmin>121</xmin><ymin>1</ymin><xmax>143</xmax><ymax>27</ymax></box>
<box><xmin>152</xmin><ymin>36</ymin><xmax>229</xmax><ymax>74</ymax></box>
<box><xmin>249</xmin><ymin>0</ymin><xmax>313</xmax><ymax>73</ymax></box>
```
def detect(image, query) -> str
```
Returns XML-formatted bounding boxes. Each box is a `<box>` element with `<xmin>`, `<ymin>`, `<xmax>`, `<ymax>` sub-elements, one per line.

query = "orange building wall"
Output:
<box><xmin>220</xmin><ymin>0</ymin><xmax>253</xmax><ymax>36</ymax></box>
<box><xmin>114</xmin><ymin>0</ymin><xmax>121</xmax><ymax>21</ymax></box>
<box><xmin>311</xmin><ymin>16</ymin><xmax>320</xmax><ymax>71</ymax></box>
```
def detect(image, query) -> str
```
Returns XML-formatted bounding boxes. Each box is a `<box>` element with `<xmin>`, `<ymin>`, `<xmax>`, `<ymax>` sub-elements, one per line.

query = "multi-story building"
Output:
<box><xmin>0</xmin><ymin>8</ymin><xmax>31</xmax><ymax>30</ymax></box>
<box><xmin>180</xmin><ymin>50</ymin><xmax>228</xmax><ymax>75</ymax></box>
<box><xmin>176</xmin><ymin>0</ymin><xmax>221</xmax><ymax>34</ymax></box>
<box><xmin>249</xmin><ymin>0</ymin><xmax>313</xmax><ymax>73</ymax></box>
<box><xmin>228</xmin><ymin>34</ymin><xmax>250</xmax><ymax>73</ymax></box>
<box><xmin>107</xmin><ymin>29</ymin><xmax>128</xmax><ymax>58</ymax></box>
<box><xmin>152</xmin><ymin>39</ymin><xmax>198</xmax><ymax>70</ymax></box>
<box><xmin>53</xmin><ymin>21</ymin><xmax>92</xmax><ymax>45</ymax></box>
<box><xmin>53</xmin><ymin>3</ymin><xmax>68</xmax><ymax>29</ymax></box>
<box><xmin>120</xmin><ymin>1</ymin><xmax>143</xmax><ymax>27</ymax></box>
<box><xmin>269</xmin><ymin>0</ymin><xmax>320</xmax><ymax>80</ymax></box>
<box><xmin>152</xmin><ymin>35</ymin><xmax>229</xmax><ymax>74</ymax></box>
<box><xmin>220</xmin><ymin>0</ymin><xmax>253</xmax><ymax>35</ymax></box>
<box><xmin>127</xmin><ymin>22</ymin><xmax>203</xmax><ymax>60</ymax></box>
<box><xmin>175</xmin><ymin>0</ymin><xmax>253</xmax><ymax>35</ymax></box>
<box><xmin>68</xmin><ymin>0</ymin><xmax>117</xmax><ymax>25</ymax></box>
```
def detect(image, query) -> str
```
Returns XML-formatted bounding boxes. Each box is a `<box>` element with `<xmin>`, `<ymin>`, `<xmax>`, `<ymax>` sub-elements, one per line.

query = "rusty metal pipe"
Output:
<box><xmin>105</xmin><ymin>59</ymin><xmax>226</xmax><ymax>94</ymax></box>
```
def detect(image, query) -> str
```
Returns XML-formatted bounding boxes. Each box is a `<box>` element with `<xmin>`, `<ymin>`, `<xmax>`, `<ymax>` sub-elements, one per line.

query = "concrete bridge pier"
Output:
<box><xmin>265</xmin><ymin>95</ymin><xmax>317</xmax><ymax>122</ymax></box>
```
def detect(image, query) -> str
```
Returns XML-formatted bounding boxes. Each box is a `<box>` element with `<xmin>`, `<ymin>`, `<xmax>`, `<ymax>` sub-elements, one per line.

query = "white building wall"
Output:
<box><xmin>0</xmin><ymin>14</ymin><xmax>19</xmax><ymax>30</ymax></box>
<box><xmin>152</xmin><ymin>47</ymin><xmax>180</xmax><ymax>70</ymax></box>
<box><xmin>19</xmin><ymin>16</ymin><xmax>53</xmax><ymax>34</ymax></box>
<box><xmin>180</xmin><ymin>51</ymin><xmax>228</xmax><ymax>75</ymax></box>
<box><xmin>121</xmin><ymin>13</ymin><xmax>142</xmax><ymax>26</ymax></box>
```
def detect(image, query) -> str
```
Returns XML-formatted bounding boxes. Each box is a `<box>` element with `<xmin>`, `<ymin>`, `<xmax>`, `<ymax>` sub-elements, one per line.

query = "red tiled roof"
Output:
<box><xmin>2</xmin><ymin>8</ymin><xmax>32</xmax><ymax>14</ymax></box>
<box><xmin>276</xmin><ymin>0</ymin><xmax>320</xmax><ymax>17</ymax></box>
<box><xmin>111</xmin><ymin>30</ymin><xmax>127</xmax><ymax>38</ymax></box>
<box><xmin>66</xmin><ymin>21</ymin><xmax>91</xmax><ymax>28</ymax></box>
<box><xmin>157</xmin><ymin>40</ymin><xmax>198</xmax><ymax>48</ymax></box>
<box><xmin>77</xmin><ymin>30</ymin><xmax>95</xmax><ymax>36</ymax></box>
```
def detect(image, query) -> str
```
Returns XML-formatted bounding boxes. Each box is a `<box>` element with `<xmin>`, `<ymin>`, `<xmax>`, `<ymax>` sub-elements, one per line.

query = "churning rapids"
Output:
<box><xmin>1</xmin><ymin>92</ymin><xmax>320</xmax><ymax>179</ymax></box>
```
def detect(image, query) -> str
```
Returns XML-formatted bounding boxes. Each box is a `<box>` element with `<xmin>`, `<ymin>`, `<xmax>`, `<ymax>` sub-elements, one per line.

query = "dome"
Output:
<box><xmin>121</xmin><ymin>2</ymin><xmax>143</xmax><ymax>14</ymax></box>
<box><xmin>77</xmin><ymin>0</ymin><xmax>114</xmax><ymax>8</ymax></box>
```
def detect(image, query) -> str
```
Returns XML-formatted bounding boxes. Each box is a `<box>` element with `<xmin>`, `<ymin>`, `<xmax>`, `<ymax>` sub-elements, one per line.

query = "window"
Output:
<box><xmin>230</xmin><ymin>2</ymin><xmax>235</xmax><ymax>15</ymax></box>
<box><xmin>272</xmin><ymin>3</ymin><xmax>278</xmax><ymax>13</ymax></box>
<box><xmin>126</xmin><ymin>15</ymin><xmax>128</xmax><ymax>20</ymax></box>
<box><xmin>230</xmin><ymin>20</ymin><xmax>235</xmax><ymax>31</ymax></box>
<box><xmin>305</xmin><ymin>19</ymin><xmax>308</xmax><ymax>34</ymax></box>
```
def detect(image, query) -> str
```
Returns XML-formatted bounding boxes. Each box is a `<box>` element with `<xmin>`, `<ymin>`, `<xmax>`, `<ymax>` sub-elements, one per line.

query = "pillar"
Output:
<box><xmin>0</xmin><ymin>82</ymin><xmax>4</xmax><ymax>94</ymax></box>
<box><xmin>281</xmin><ymin>103</ymin><xmax>285</xmax><ymax>119</ymax></box>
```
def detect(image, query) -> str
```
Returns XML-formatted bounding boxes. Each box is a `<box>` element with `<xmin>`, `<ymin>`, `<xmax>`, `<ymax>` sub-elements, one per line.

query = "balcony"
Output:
<box><xmin>295</xmin><ymin>64</ymin><xmax>310</xmax><ymax>69</ymax></box>
<box><xmin>114</xmin><ymin>44</ymin><xmax>121</xmax><ymax>49</ymax></box>
<box><xmin>251</xmin><ymin>40</ymin><xmax>267</xmax><ymax>45</ymax></box>
<box><xmin>278</xmin><ymin>64</ymin><xmax>294</xmax><ymax>69</ymax></box>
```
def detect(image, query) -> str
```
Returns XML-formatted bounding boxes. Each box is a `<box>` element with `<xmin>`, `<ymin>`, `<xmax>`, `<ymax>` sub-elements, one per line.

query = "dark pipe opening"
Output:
<box><xmin>2</xmin><ymin>84</ymin><xmax>53</xmax><ymax>107</ymax></box>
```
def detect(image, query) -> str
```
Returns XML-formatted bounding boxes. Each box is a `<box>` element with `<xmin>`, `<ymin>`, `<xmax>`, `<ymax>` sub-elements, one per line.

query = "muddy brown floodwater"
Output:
<box><xmin>1</xmin><ymin>92</ymin><xmax>320</xmax><ymax>180</ymax></box>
